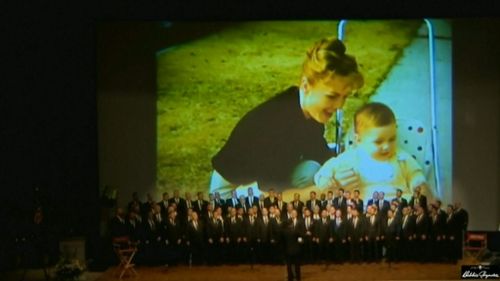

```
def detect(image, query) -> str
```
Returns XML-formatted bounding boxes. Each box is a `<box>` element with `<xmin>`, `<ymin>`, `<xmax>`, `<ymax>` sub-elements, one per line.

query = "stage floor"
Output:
<box><xmin>1</xmin><ymin>257</ymin><xmax>474</xmax><ymax>281</ymax></box>
<box><xmin>94</xmin><ymin>259</ymin><xmax>470</xmax><ymax>281</ymax></box>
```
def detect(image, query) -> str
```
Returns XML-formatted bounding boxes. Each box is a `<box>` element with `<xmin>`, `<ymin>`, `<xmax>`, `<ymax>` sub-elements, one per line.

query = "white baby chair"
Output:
<box><xmin>333</xmin><ymin>19</ymin><xmax>441</xmax><ymax>198</ymax></box>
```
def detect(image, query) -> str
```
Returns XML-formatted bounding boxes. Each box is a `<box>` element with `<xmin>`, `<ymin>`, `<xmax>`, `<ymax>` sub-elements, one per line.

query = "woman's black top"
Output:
<box><xmin>211</xmin><ymin>86</ymin><xmax>334</xmax><ymax>190</ymax></box>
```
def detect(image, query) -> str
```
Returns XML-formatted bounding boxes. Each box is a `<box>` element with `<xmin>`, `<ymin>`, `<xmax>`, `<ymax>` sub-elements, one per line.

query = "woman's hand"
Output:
<box><xmin>333</xmin><ymin>168</ymin><xmax>361</xmax><ymax>189</ymax></box>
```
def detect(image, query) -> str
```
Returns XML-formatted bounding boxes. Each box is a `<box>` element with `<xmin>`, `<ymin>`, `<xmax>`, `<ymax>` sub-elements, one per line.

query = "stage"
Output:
<box><xmin>1</xmin><ymin>257</ymin><xmax>476</xmax><ymax>281</ymax></box>
<box><xmin>94</xmin><ymin>260</ymin><xmax>468</xmax><ymax>281</ymax></box>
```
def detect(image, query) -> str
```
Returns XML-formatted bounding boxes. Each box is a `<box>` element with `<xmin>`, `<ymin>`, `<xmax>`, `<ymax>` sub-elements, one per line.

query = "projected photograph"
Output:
<box><xmin>157</xmin><ymin>20</ymin><xmax>451</xmax><ymax>204</ymax></box>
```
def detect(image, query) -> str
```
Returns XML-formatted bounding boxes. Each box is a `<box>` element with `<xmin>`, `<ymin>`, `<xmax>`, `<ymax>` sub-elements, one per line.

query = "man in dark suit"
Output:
<box><xmin>227</xmin><ymin>207</ymin><xmax>245</xmax><ymax>264</ymax></box>
<box><xmin>284</xmin><ymin>203</ymin><xmax>294</xmax><ymax>221</ymax></box>
<box><xmin>169</xmin><ymin>190</ymin><xmax>186</xmax><ymax>220</ymax></box>
<box><xmin>352</xmin><ymin>190</ymin><xmax>364</xmax><ymax>214</ymax></box>
<box><xmin>429</xmin><ymin>204</ymin><xmax>445</xmax><ymax>262</ymax></box>
<box><xmin>444</xmin><ymin>204</ymin><xmax>460</xmax><ymax>263</ymax></box>
<box><xmin>302</xmin><ymin>208</ymin><xmax>315</xmax><ymax>264</ymax></box>
<box><xmin>184</xmin><ymin>192</ymin><xmax>194</xmax><ymax>211</ymax></box>
<box><xmin>399</xmin><ymin>206</ymin><xmax>416</xmax><ymax>261</ymax></box>
<box><xmin>256</xmin><ymin>207</ymin><xmax>272</xmax><ymax>264</ymax></box>
<box><xmin>276</xmin><ymin>192</ymin><xmax>287</xmax><ymax>215</ymax></box>
<box><xmin>270</xmin><ymin>208</ymin><xmax>284</xmax><ymax>264</ymax></box>
<box><xmin>142</xmin><ymin>193</ymin><xmax>156</xmax><ymax>219</ymax></box>
<box><xmin>201</xmin><ymin>203</ymin><xmax>215</xmax><ymax>225</ymax></box>
<box><xmin>414</xmin><ymin>205</ymin><xmax>430</xmax><ymax>262</ymax></box>
<box><xmin>264</xmin><ymin>188</ymin><xmax>278</xmax><ymax>209</ymax></box>
<box><xmin>331</xmin><ymin>209</ymin><xmax>348</xmax><ymax>263</ymax></box>
<box><xmin>126</xmin><ymin>210</ymin><xmax>143</xmax><ymax>242</ymax></box>
<box><xmin>364</xmin><ymin>205</ymin><xmax>382</xmax><ymax>262</ymax></box>
<box><xmin>283</xmin><ymin>209</ymin><xmax>305</xmax><ymax>281</ymax></box>
<box><xmin>143</xmin><ymin>209</ymin><xmax>162</xmax><ymax>265</ymax></box>
<box><xmin>128</xmin><ymin>192</ymin><xmax>142</xmax><ymax>213</ymax></box>
<box><xmin>347</xmin><ymin>208</ymin><xmax>365</xmax><ymax>263</ymax></box>
<box><xmin>453</xmin><ymin>202</ymin><xmax>468</xmax><ymax>259</ymax></box>
<box><xmin>226</xmin><ymin>190</ymin><xmax>239</xmax><ymax>209</ymax></box>
<box><xmin>381</xmin><ymin>209</ymin><xmax>401</xmax><ymax>262</ymax></box>
<box><xmin>314</xmin><ymin>209</ymin><xmax>331</xmax><ymax>263</ymax></box>
<box><xmin>246</xmin><ymin>187</ymin><xmax>259</xmax><ymax>208</ymax></box>
<box><xmin>367</xmin><ymin>191</ymin><xmax>379</xmax><ymax>211</ymax></box>
<box><xmin>376</xmin><ymin>192</ymin><xmax>391</xmax><ymax>218</ymax></box>
<box><xmin>165</xmin><ymin>210</ymin><xmax>183</xmax><ymax>265</ymax></box>
<box><xmin>245</xmin><ymin>208</ymin><xmax>259</xmax><ymax>265</ymax></box>
<box><xmin>109</xmin><ymin>207</ymin><xmax>128</xmax><ymax>238</ymax></box>
<box><xmin>206</xmin><ymin>207</ymin><xmax>227</xmax><ymax>265</ymax></box>
<box><xmin>409</xmin><ymin>185</ymin><xmax>427</xmax><ymax>211</ymax></box>
<box><xmin>391</xmin><ymin>188</ymin><xmax>408</xmax><ymax>214</ymax></box>
<box><xmin>212</xmin><ymin>192</ymin><xmax>228</xmax><ymax>216</ymax></box>
<box><xmin>126</xmin><ymin>210</ymin><xmax>146</xmax><ymax>264</ymax></box>
<box><xmin>306</xmin><ymin>191</ymin><xmax>321</xmax><ymax>213</ymax></box>
<box><xmin>291</xmin><ymin>193</ymin><xmax>305</xmax><ymax>217</ymax></box>
<box><xmin>193</xmin><ymin>192</ymin><xmax>208</xmax><ymax>217</ymax></box>
<box><xmin>323</xmin><ymin>190</ymin><xmax>335</xmax><ymax>210</ymax></box>
<box><xmin>319</xmin><ymin>193</ymin><xmax>327</xmax><ymax>211</ymax></box>
<box><xmin>333</xmin><ymin>188</ymin><xmax>347</xmax><ymax>214</ymax></box>
<box><xmin>186</xmin><ymin>212</ymin><xmax>205</xmax><ymax>265</ymax></box>
<box><xmin>258</xmin><ymin>194</ymin><xmax>266</xmax><ymax>215</ymax></box>
<box><xmin>214</xmin><ymin>191</ymin><xmax>225</xmax><ymax>210</ymax></box>
<box><xmin>237</xmin><ymin>195</ymin><xmax>249</xmax><ymax>214</ymax></box>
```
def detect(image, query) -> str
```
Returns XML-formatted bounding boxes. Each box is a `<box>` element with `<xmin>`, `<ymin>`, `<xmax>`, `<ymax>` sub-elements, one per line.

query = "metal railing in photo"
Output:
<box><xmin>335</xmin><ymin>19</ymin><xmax>442</xmax><ymax>198</ymax></box>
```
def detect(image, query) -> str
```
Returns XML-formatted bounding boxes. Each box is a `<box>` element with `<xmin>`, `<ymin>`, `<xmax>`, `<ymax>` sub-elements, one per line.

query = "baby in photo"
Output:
<box><xmin>314</xmin><ymin>102</ymin><xmax>429</xmax><ymax>200</ymax></box>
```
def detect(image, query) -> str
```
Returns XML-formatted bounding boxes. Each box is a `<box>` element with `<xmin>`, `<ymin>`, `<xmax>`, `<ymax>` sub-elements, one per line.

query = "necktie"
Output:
<box><xmin>354</xmin><ymin>218</ymin><xmax>357</xmax><ymax>228</ymax></box>
<box><xmin>264</xmin><ymin>217</ymin><xmax>268</xmax><ymax>225</ymax></box>
<box><xmin>293</xmin><ymin>219</ymin><xmax>296</xmax><ymax>228</ymax></box>
<box><xmin>198</xmin><ymin>200</ymin><xmax>202</xmax><ymax>210</ymax></box>
<box><xmin>389</xmin><ymin>218</ymin><xmax>393</xmax><ymax>225</ymax></box>
<box><xmin>194</xmin><ymin>221</ymin><xmax>197</xmax><ymax>230</ymax></box>
<box><xmin>371</xmin><ymin>216</ymin><xmax>375</xmax><ymax>225</ymax></box>
<box><xmin>250</xmin><ymin>198</ymin><xmax>252</xmax><ymax>205</ymax></box>
<box><xmin>403</xmin><ymin>216</ymin><xmax>408</xmax><ymax>228</ymax></box>
<box><xmin>336</xmin><ymin>218</ymin><xmax>340</xmax><ymax>226</ymax></box>
<box><xmin>176</xmin><ymin>198</ymin><xmax>179</xmax><ymax>204</ymax></box>
<box><xmin>306</xmin><ymin>218</ymin><xmax>309</xmax><ymax>229</ymax></box>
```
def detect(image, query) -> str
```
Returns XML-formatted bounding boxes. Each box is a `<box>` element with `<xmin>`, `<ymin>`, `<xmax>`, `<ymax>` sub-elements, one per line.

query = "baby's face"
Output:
<box><xmin>357</xmin><ymin>123</ymin><xmax>397</xmax><ymax>161</ymax></box>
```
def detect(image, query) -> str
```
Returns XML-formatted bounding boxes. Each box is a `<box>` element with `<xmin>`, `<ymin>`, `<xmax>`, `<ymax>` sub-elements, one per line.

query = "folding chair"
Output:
<box><xmin>112</xmin><ymin>236</ymin><xmax>138</xmax><ymax>279</ymax></box>
<box><xmin>464</xmin><ymin>232</ymin><xmax>488</xmax><ymax>260</ymax></box>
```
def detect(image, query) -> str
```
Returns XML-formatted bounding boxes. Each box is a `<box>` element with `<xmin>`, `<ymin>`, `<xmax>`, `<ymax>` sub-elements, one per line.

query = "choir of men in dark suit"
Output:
<box><xmin>110</xmin><ymin>190</ymin><xmax>468</xmax><ymax>267</ymax></box>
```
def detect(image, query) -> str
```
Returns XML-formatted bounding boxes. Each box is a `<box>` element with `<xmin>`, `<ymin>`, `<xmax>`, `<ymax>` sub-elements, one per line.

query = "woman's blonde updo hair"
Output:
<box><xmin>302</xmin><ymin>37</ymin><xmax>363</xmax><ymax>87</ymax></box>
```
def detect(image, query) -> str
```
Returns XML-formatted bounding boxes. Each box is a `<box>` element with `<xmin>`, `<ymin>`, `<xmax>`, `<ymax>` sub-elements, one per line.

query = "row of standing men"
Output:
<box><xmin>109</xmin><ymin>189</ymin><xmax>468</xmax><ymax>266</ymax></box>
